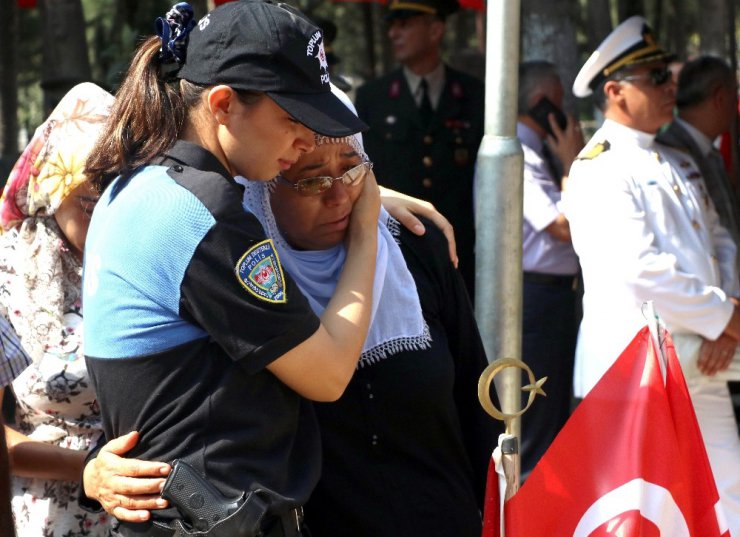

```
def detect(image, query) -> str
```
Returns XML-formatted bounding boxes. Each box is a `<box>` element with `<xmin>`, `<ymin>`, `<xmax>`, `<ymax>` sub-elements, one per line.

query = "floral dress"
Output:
<box><xmin>0</xmin><ymin>225</ymin><xmax>116</xmax><ymax>537</ymax></box>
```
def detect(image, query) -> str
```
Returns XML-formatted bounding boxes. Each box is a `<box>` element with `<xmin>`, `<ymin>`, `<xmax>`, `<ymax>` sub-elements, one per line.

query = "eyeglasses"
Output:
<box><xmin>279</xmin><ymin>162</ymin><xmax>374</xmax><ymax>196</ymax></box>
<box><xmin>617</xmin><ymin>67</ymin><xmax>672</xmax><ymax>87</ymax></box>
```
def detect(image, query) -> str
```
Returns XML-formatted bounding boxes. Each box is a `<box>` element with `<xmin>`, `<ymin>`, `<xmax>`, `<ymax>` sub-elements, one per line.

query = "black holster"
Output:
<box><xmin>118</xmin><ymin>489</ymin><xmax>305</xmax><ymax>537</ymax></box>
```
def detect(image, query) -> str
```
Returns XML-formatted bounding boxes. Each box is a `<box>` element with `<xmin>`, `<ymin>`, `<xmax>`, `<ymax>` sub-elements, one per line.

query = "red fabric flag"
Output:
<box><xmin>481</xmin><ymin>452</ymin><xmax>501</xmax><ymax>537</ymax></box>
<box><xmin>503</xmin><ymin>326</ymin><xmax>729</xmax><ymax>536</ymax></box>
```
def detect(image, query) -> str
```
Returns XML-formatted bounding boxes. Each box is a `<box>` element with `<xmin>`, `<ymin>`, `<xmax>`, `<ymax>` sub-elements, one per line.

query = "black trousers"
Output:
<box><xmin>519</xmin><ymin>273</ymin><xmax>580</xmax><ymax>478</ymax></box>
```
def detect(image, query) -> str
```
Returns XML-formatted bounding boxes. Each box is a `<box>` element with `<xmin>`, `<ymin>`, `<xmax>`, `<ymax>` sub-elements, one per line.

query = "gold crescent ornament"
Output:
<box><xmin>478</xmin><ymin>358</ymin><xmax>548</xmax><ymax>428</ymax></box>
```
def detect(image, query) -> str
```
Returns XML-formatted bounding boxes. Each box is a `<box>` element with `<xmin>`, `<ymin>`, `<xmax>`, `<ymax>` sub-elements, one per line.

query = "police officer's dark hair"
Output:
<box><xmin>85</xmin><ymin>37</ymin><xmax>261</xmax><ymax>190</ymax></box>
<box><xmin>676</xmin><ymin>56</ymin><xmax>735</xmax><ymax>109</ymax></box>
<box><xmin>517</xmin><ymin>61</ymin><xmax>560</xmax><ymax>115</ymax></box>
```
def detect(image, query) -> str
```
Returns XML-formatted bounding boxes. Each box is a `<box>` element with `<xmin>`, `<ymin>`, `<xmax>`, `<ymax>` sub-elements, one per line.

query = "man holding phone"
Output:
<box><xmin>516</xmin><ymin>60</ymin><xmax>584</xmax><ymax>478</ymax></box>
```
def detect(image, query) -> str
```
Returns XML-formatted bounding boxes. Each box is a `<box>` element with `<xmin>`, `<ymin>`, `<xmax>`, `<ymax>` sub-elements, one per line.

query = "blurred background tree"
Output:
<box><xmin>0</xmin><ymin>0</ymin><xmax>737</xmax><ymax>179</ymax></box>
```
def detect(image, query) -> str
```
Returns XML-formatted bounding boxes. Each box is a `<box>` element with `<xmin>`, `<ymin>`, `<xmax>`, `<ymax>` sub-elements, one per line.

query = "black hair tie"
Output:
<box><xmin>155</xmin><ymin>2</ymin><xmax>195</xmax><ymax>79</ymax></box>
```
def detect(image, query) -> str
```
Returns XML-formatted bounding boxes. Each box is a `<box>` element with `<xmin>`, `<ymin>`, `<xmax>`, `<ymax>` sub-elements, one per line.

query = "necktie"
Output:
<box><xmin>418</xmin><ymin>78</ymin><xmax>433</xmax><ymax>129</ymax></box>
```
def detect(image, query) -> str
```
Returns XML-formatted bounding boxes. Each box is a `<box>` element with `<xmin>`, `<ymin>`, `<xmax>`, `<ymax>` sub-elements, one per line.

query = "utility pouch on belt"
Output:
<box><xmin>159</xmin><ymin>459</ymin><xmax>303</xmax><ymax>537</ymax></box>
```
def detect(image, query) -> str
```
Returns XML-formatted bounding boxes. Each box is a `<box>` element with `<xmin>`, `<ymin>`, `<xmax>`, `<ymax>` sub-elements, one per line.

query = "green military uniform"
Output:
<box><xmin>355</xmin><ymin>67</ymin><xmax>483</xmax><ymax>297</ymax></box>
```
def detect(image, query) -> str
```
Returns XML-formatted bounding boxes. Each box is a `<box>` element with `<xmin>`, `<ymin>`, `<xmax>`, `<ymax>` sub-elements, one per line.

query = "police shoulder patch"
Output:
<box><xmin>235</xmin><ymin>239</ymin><xmax>286</xmax><ymax>303</ymax></box>
<box><xmin>577</xmin><ymin>140</ymin><xmax>611</xmax><ymax>160</ymax></box>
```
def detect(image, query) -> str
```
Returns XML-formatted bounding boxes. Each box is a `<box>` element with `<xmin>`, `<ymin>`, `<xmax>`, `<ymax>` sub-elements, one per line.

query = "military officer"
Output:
<box><xmin>565</xmin><ymin>16</ymin><xmax>740</xmax><ymax>531</ymax></box>
<box><xmin>355</xmin><ymin>0</ymin><xmax>483</xmax><ymax>298</ymax></box>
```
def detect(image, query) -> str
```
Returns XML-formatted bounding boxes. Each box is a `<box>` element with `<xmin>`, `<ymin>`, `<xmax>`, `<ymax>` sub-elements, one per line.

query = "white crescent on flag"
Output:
<box><xmin>573</xmin><ymin>479</ymin><xmax>690</xmax><ymax>536</ymax></box>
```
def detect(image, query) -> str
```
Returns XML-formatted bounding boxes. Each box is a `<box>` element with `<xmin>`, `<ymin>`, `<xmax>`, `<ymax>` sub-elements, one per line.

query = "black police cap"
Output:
<box><xmin>178</xmin><ymin>0</ymin><xmax>366</xmax><ymax>137</ymax></box>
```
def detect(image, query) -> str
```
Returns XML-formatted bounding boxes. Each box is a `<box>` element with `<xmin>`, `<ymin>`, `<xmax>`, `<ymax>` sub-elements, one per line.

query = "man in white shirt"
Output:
<box><xmin>516</xmin><ymin>61</ymin><xmax>584</xmax><ymax>477</ymax></box>
<box><xmin>566</xmin><ymin>16</ymin><xmax>740</xmax><ymax>531</ymax></box>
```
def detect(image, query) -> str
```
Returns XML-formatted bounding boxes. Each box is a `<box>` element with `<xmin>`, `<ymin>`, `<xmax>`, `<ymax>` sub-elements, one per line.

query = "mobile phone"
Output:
<box><xmin>528</xmin><ymin>97</ymin><xmax>567</xmax><ymax>137</ymax></box>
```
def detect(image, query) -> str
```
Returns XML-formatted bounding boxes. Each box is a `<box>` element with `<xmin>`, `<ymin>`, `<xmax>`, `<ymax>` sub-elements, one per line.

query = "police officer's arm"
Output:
<box><xmin>379</xmin><ymin>186</ymin><xmax>458</xmax><ymax>267</ymax></box>
<box><xmin>266</xmin><ymin>172</ymin><xmax>380</xmax><ymax>402</ymax></box>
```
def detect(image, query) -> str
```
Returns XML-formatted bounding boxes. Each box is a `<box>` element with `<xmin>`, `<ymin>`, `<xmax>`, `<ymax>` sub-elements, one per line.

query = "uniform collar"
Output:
<box><xmin>403</xmin><ymin>63</ymin><xmax>445</xmax><ymax>108</ymax></box>
<box><xmin>601</xmin><ymin>118</ymin><xmax>656</xmax><ymax>149</ymax></box>
<box><xmin>163</xmin><ymin>140</ymin><xmax>235</xmax><ymax>182</ymax></box>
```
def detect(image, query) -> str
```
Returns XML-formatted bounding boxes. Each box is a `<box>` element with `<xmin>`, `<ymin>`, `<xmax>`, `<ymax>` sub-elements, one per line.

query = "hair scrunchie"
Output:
<box><xmin>155</xmin><ymin>2</ymin><xmax>195</xmax><ymax>79</ymax></box>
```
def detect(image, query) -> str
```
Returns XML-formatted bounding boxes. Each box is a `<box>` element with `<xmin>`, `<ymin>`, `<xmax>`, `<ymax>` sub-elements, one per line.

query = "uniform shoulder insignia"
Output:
<box><xmin>235</xmin><ymin>239</ymin><xmax>286</xmax><ymax>303</ymax></box>
<box><xmin>577</xmin><ymin>140</ymin><xmax>611</xmax><ymax>160</ymax></box>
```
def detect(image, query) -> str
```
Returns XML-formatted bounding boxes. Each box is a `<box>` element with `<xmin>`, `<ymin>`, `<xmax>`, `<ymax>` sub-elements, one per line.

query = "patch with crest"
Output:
<box><xmin>235</xmin><ymin>239</ymin><xmax>286</xmax><ymax>303</ymax></box>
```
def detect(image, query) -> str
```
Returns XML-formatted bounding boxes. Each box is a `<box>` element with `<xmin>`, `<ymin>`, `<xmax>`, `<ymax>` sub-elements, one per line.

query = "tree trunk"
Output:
<box><xmin>361</xmin><ymin>2</ymin><xmax>377</xmax><ymax>80</ymax></box>
<box><xmin>39</xmin><ymin>0</ymin><xmax>91</xmax><ymax>115</ymax></box>
<box><xmin>520</xmin><ymin>0</ymin><xmax>580</xmax><ymax>112</ymax></box>
<box><xmin>697</xmin><ymin>0</ymin><xmax>727</xmax><ymax>56</ymax></box>
<box><xmin>585</xmin><ymin>0</ymin><xmax>613</xmax><ymax>56</ymax></box>
<box><xmin>664</xmin><ymin>0</ymin><xmax>687</xmax><ymax>60</ymax></box>
<box><xmin>617</xmin><ymin>0</ymin><xmax>645</xmax><ymax>21</ymax></box>
<box><xmin>0</xmin><ymin>0</ymin><xmax>19</xmax><ymax>165</ymax></box>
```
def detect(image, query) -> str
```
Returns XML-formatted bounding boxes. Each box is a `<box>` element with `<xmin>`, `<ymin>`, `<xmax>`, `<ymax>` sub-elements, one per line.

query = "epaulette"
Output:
<box><xmin>577</xmin><ymin>140</ymin><xmax>611</xmax><ymax>160</ymax></box>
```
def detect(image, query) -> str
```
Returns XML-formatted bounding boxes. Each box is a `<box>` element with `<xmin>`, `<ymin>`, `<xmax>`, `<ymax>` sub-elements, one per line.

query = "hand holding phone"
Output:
<box><xmin>528</xmin><ymin>97</ymin><xmax>568</xmax><ymax>137</ymax></box>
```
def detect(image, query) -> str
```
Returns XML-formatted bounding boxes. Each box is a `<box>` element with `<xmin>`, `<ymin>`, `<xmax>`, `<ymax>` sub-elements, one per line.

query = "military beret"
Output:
<box><xmin>573</xmin><ymin>15</ymin><xmax>674</xmax><ymax>97</ymax></box>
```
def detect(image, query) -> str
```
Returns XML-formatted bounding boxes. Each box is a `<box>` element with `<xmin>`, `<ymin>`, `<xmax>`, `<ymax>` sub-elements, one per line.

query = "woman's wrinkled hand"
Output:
<box><xmin>349</xmin><ymin>168</ymin><xmax>382</xmax><ymax>238</ymax></box>
<box><xmin>83</xmin><ymin>431</ymin><xmax>171</xmax><ymax>522</ymax></box>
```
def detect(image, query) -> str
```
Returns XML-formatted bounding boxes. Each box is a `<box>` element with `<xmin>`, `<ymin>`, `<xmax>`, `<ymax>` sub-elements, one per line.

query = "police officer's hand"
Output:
<box><xmin>546</xmin><ymin>113</ymin><xmax>585</xmax><ymax>182</ymax></box>
<box><xmin>698</xmin><ymin>334</ymin><xmax>738</xmax><ymax>376</ymax></box>
<box><xmin>83</xmin><ymin>431</ymin><xmax>171</xmax><ymax>522</ymax></box>
<box><xmin>378</xmin><ymin>186</ymin><xmax>458</xmax><ymax>268</ymax></box>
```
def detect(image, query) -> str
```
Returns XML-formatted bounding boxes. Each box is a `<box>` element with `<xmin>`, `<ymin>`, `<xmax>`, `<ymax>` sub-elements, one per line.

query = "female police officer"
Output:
<box><xmin>81</xmin><ymin>2</ymin><xmax>379</xmax><ymax>536</ymax></box>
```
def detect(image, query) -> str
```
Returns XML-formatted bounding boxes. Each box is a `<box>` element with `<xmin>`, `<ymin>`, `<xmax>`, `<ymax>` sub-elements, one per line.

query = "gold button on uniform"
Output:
<box><xmin>692</xmin><ymin>220</ymin><xmax>700</xmax><ymax>230</ymax></box>
<box><xmin>422</xmin><ymin>156</ymin><xmax>433</xmax><ymax>168</ymax></box>
<box><xmin>423</xmin><ymin>135</ymin><xmax>434</xmax><ymax>145</ymax></box>
<box><xmin>422</xmin><ymin>178</ymin><xmax>433</xmax><ymax>188</ymax></box>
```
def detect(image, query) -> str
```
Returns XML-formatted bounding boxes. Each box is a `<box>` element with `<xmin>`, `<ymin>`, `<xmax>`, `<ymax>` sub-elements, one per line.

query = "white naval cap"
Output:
<box><xmin>573</xmin><ymin>15</ymin><xmax>674</xmax><ymax>98</ymax></box>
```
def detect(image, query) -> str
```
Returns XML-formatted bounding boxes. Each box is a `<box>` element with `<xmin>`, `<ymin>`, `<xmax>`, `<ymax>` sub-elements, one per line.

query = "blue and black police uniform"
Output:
<box><xmin>83</xmin><ymin>141</ymin><xmax>320</xmax><ymax>535</ymax></box>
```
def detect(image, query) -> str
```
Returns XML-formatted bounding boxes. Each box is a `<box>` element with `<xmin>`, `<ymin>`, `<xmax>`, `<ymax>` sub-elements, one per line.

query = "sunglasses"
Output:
<box><xmin>617</xmin><ymin>67</ymin><xmax>672</xmax><ymax>87</ymax></box>
<box><xmin>279</xmin><ymin>162</ymin><xmax>374</xmax><ymax>196</ymax></box>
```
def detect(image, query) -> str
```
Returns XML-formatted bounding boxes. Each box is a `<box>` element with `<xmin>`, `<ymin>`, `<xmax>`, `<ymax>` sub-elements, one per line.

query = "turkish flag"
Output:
<box><xmin>500</xmin><ymin>326</ymin><xmax>729</xmax><ymax>536</ymax></box>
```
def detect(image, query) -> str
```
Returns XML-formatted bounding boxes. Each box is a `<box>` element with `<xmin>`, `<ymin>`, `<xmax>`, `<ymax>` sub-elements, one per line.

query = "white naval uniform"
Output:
<box><xmin>564</xmin><ymin>118</ymin><xmax>740</xmax><ymax>533</ymax></box>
